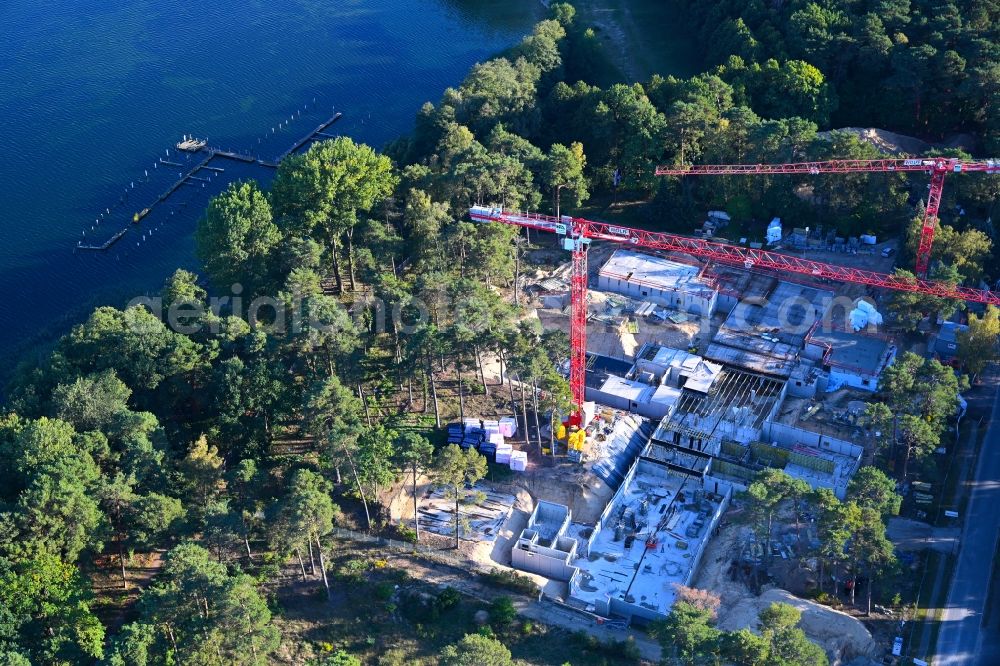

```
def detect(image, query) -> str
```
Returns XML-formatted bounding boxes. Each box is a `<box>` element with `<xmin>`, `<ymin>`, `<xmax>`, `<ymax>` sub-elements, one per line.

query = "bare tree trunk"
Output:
<box><xmin>531</xmin><ymin>378</ymin><xmax>543</xmax><ymax>450</ymax></box>
<box><xmin>346</xmin><ymin>229</ymin><xmax>356</xmax><ymax>291</ymax></box>
<box><xmin>454</xmin><ymin>486</ymin><xmax>461</xmax><ymax>549</ymax></box>
<box><xmin>343</xmin><ymin>445</ymin><xmax>374</xmax><ymax>529</ymax></box>
<box><xmin>358</xmin><ymin>384</ymin><xmax>373</xmax><ymax>428</ymax></box>
<box><xmin>118</xmin><ymin>539</ymin><xmax>128</xmax><ymax>590</ymax></box>
<box><xmin>422</xmin><ymin>369</ymin><xmax>429</xmax><ymax>412</ymax></box>
<box><xmin>167</xmin><ymin>627</ymin><xmax>178</xmax><ymax>653</ymax></box>
<box><xmin>476</xmin><ymin>346</ymin><xmax>489</xmax><ymax>396</ymax></box>
<box><xmin>458</xmin><ymin>360</ymin><xmax>466</xmax><ymax>422</ymax></box>
<box><xmin>500</xmin><ymin>350</ymin><xmax>517</xmax><ymax>417</ymax></box>
<box><xmin>513</xmin><ymin>242</ymin><xmax>521</xmax><ymax>306</ymax></box>
<box><xmin>412</xmin><ymin>465</ymin><xmax>421</xmax><ymax>543</ymax></box>
<box><xmin>296</xmin><ymin>549</ymin><xmax>307</xmax><ymax>581</ymax></box>
<box><xmin>246</xmin><ymin>611</ymin><xmax>259</xmax><ymax>661</ymax></box>
<box><xmin>428</xmin><ymin>359</ymin><xmax>441</xmax><ymax>427</ymax></box>
<box><xmin>331</xmin><ymin>242</ymin><xmax>343</xmax><ymax>294</ymax></box>
<box><xmin>519</xmin><ymin>374</ymin><xmax>530</xmax><ymax>445</ymax></box>
<box><xmin>308</xmin><ymin>540</ymin><xmax>316</xmax><ymax>576</ymax></box>
<box><xmin>244</xmin><ymin>534</ymin><xmax>253</xmax><ymax>561</ymax></box>
<box><xmin>316</xmin><ymin>535</ymin><xmax>331</xmax><ymax>600</ymax></box>
<box><xmin>407</xmin><ymin>376</ymin><xmax>414</xmax><ymax>407</ymax></box>
<box><xmin>866</xmin><ymin>576</ymin><xmax>873</xmax><ymax>616</ymax></box>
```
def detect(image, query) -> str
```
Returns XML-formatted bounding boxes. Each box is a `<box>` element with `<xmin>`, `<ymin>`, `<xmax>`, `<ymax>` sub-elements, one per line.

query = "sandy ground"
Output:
<box><xmin>721</xmin><ymin>588</ymin><xmax>879</xmax><ymax>665</ymax></box>
<box><xmin>691</xmin><ymin>511</ymin><xmax>879</xmax><ymax>665</ymax></box>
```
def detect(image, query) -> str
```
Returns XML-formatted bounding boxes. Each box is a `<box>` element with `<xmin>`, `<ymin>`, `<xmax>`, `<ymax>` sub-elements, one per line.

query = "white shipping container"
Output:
<box><xmin>499</xmin><ymin>417</ymin><xmax>517</xmax><ymax>437</ymax></box>
<box><xmin>496</xmin><ymin>444</ymin><xmax>513</xmax><ymax>464</ymax></box>
<box><xmin>509</xmin><ymin>451</ymin><xmax>528</xmax><ymax>471</ymax></box>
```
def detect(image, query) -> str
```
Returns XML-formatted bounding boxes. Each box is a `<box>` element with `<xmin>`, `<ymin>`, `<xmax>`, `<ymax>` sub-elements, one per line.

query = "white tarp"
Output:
<box><xmin>766</xmin><ymin>218</ymin><xmax>782</xmax><ymax>244</ymax></box>
<box><xmin>849</xmin><ymin>299</ymin><xmax>883</xmax><ymax>330</ymax></box>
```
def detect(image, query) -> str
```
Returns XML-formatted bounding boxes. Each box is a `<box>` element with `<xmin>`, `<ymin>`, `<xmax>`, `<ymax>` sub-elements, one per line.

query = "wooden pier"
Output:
<box><xmin>77</xmin><ymin>227</ymin><xmax>129</xmax><ymax>251</ymax></box>
<box><xmin>76</xmin><ymin>110</ymin><xmax>344</xmax><ymax>252</ymax></box>
<box><xmin>277</xmin><ymin>111</ymin><xmax>343</xmax><ymax>161</ymax></box>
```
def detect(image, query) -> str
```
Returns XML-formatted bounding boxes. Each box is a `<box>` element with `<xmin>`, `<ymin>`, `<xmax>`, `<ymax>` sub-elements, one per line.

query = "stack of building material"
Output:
<box><xmin>499</xmin><ymin>417</ymin><xmax>517</xmax><ymax>438</ymax></box>
<box><xmin>462</xmin><ymin>428</ymin><xmax>485</xmax><ymax>450</ymax></box>
<box><xmin>509</xmin><ymin>450</ymin><xmax>528</xmax><ymax>471</ymax></box>
<box><xmin>496</xmin><ymin>443</ymin><xmax>513</xmax><ymax>464</ymax></box>
<box><xmin>480</xmin><ymin>432</ymin><xmax>500</xmax><ymax>458</ymax></box>
<box><xmin>446</xmin><ymin>423</ymin><xmax>464</xmax><ymax>446</ymax></box>
<box><xmin>463</xmin><ymin>418</ymin><xmax>482</xmax><ymax>431</ymax></box>
<box><xmin>483</xmin><ymin>419</ymin><xmax>500</xmax><ymax>435</ymax></box>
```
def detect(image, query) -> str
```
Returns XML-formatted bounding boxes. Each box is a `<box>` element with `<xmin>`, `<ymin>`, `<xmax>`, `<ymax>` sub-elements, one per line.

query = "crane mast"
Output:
<box><xmin>470</xmin><ymin>204</ymin><xmax>1000</xmax><ymax>423</ymax></box>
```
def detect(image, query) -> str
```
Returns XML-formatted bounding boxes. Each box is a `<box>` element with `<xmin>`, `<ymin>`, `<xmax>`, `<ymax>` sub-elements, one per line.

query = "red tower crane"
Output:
<box><xmin>470</xmin><ymin>205</ymin><xmax>1000</xmax><ymax>424</ymax></box>
<box><xmin>656</xmin><ymin>157</ymin><xmax>1000</xmax><ymax>276</ymax></box>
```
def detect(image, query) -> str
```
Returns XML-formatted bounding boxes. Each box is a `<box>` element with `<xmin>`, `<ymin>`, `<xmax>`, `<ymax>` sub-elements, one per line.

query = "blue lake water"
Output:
<box><xmin>0</xmin><ymin>0</ymin><xmax>545</xmax><ymax>370</ymax></box>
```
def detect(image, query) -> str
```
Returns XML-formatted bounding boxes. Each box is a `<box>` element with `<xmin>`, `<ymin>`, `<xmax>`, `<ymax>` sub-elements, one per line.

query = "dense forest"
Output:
<box><xmin>0</xmin><ymin>2</ymin><xmax>995</xmax><ymax>664</ymax></box>
<box><xmin>672</xmin><ymin>0</ymin><xmax>1000</xmax><ymax>149</ymax></box>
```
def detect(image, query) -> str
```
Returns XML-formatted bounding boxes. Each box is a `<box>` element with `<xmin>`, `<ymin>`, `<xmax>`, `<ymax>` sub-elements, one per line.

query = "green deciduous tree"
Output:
<box><xmin>4</xmin><ymin>418</ymin><xmax>105</xmax><ymax>563</ymax></box>
<box><xmin>439</xmin><ymin>634</ymin><xmax>513</xmax><ymax>666</ymax></box>
<box><xmin>433</xmin><ymin>445</ymin><xmax>488</xmax><ymax>548</ymax></box>
<box><xmin>744</xmin><ymin>469</ymin><xmax>809</xmax><ymax>564</ymax></box>
<box><xmin>848</xmin><ymin>466</ymin><xmax>901</xmax><ymax>516</ymax></box>
<box><xmin>396</xmin><ymin>432</ymin><xmax>434</xmax><ymax>542</ymax></box>
<box><xmin>848</xmin><ymin>507</ymin><xmax>896</xmax><ymax>615</ymax></box>
<box><xmin>811</xmin><ymin>488</ymin><xmax>855</xmax><ymax>595</ymax></box>
<box><xmin>101</xmin><ymin>473</ymin><xmax>185</xmax><ymax>589</ymax></box>
<box><xmin>0</xmin><ymin>554</ymin><xmax>105</xmax><ymax>664</ymax></box>
<box><xmin>595</xmin><ymin>83</ymin><xmax>666</xmax><ymax>192</ymax></box>
<box><xmin>130</xmin><ymin>543</ymin><xmax>279</xmax><ymax>665</ymax></box>
<box><xmin>51</xmin><ymin>369</ymin><xmax>131</xmax><ymax>432</ymax></box>
<box><xmin>957</xmin><ymin>305</ymin><xmax>1000</xmax><ymax>380</ymax></box>
<box><xmin>885</xmin><ymin>267</ymin><xmax>963</xmax><ymax>331</ymax></box>
<box><xmin>271</xmin><ymin>469</ymin><xmax>340</xmax><ymax>597</ymax></box>
<box><xmin>58</xmin><ymin>305</ymin><xmax>205</xmax><ymax>393</ymax></box>
<box><xmin>651</xmin><ymin>601</ymin><xmax>721</xmax><ymax>665</ymax></box>
<box><xmin>758</xmin><ymin>602</ymin><xmax>828</xmax><ymax>666</ymax></box>
<box><xmin>195</xmin><ymin>181</ymin><xmax>280</xmax><ymax>294</ymax></box>
<box><xmin>546</xmin><ymin>141</ymin><xmax>589</xmax><ymax>216</ymax></box>
<box><xmin>271</xmin><ymin>138</ymin><xmax>397</xmax><ymax>293</ymax></box>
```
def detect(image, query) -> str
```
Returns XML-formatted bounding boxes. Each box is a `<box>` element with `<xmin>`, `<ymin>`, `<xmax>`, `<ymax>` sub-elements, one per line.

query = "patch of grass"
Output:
<box><xmin>910</xmin><ymin>550</ymin><xmax>955</xmax><ymax>655</ymax></box>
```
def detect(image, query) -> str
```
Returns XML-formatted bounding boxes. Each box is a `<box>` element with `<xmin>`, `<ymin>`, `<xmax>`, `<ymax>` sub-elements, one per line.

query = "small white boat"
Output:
<box><xmin>176</xmin><ymin>135</ymin><xmax>207</xmax><ymax>152</ymax></box>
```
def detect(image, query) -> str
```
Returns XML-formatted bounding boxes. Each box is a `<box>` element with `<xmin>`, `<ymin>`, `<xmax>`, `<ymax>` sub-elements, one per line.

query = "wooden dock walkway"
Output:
<box><xmin>276</xmin><ymin>111</ymin><xmax>342</xmax><ymax>161</ymax></box>
<box><xmin>76</xmin><ymin>109</ymin><xmax>344</xmax><ymax>252</ymax></box>
<box><xmin>77</xmin><ymin>227</ymin><xmax>129</xmax><ymax>251</ymax></box>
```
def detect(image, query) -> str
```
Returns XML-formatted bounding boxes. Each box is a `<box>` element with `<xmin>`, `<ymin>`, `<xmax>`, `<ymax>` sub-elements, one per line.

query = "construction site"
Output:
<box><xmin>500</xmin><ymin>233</ymin><xmax>874</xmax><ymax>616</ymax></box>
<box><xmin>403</xmin><ymin>156</ymin><xmax>1000</xmax><ymax>662</ymax></box>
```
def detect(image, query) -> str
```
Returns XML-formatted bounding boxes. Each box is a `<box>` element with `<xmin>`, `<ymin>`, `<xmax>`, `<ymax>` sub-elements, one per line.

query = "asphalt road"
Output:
<box><xmin>935</xmin><ymin>364</ymin><xmax>1000</xmax><ymax>665</ymax></box>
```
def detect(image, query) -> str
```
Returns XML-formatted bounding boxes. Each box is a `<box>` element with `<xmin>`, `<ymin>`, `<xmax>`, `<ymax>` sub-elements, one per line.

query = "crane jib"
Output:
<box><xmin>469</xmin><ymin>206</ymin><xmax>1000</xmax><ymax>306</ymax></box>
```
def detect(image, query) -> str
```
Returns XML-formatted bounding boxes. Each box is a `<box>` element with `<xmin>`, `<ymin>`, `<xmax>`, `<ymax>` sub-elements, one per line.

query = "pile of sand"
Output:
<box><xmin>691</xmin><ymin>514</ymin><xmax>877</xmax><ymax>665</ymax></box>
<box><xmin>718</xmin><ymin>588</ymin><xmax>878</xmax><ymax>664</ymax></box>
